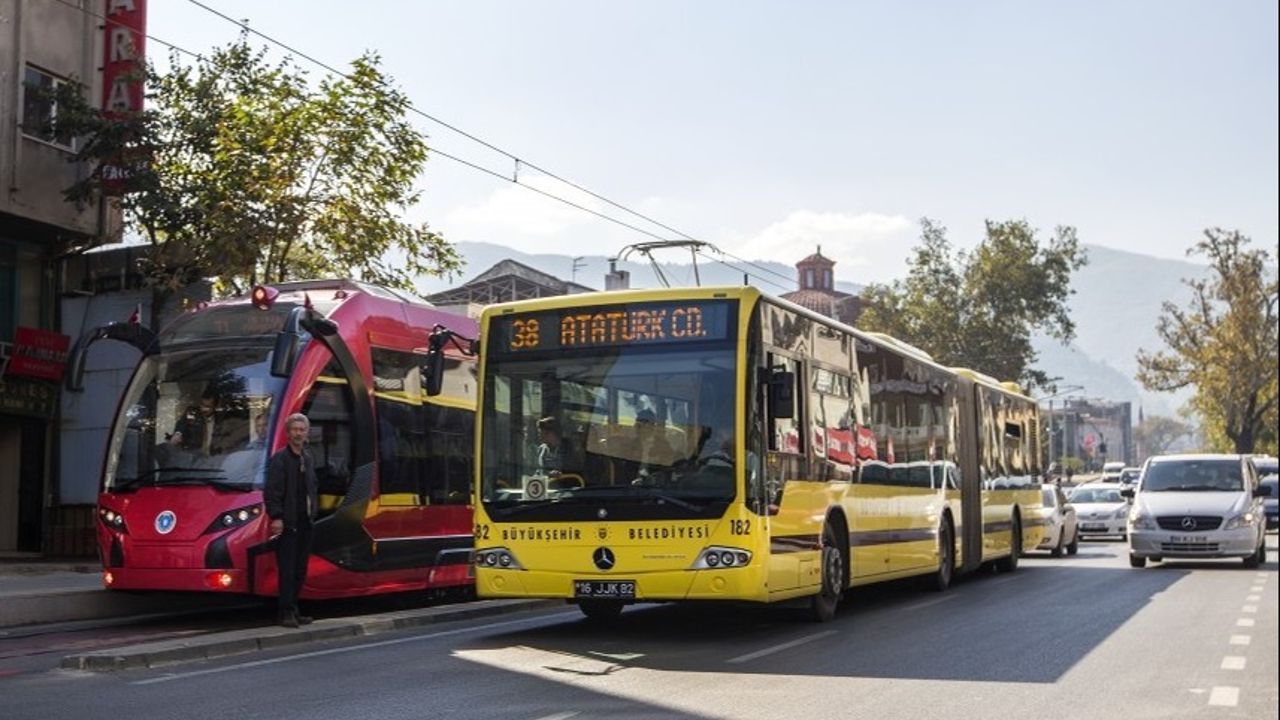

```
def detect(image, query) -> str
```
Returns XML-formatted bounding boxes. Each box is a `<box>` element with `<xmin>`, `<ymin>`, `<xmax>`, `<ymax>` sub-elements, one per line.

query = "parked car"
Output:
<box><xmin>1254</xmin><ymin>456</ymin><xmax>1277</xmax><ymax>531</ymax></box>
<box><xmin>1125</xmin><ymin>454</ymin><xmax>1268</xmax><ymax>568</ymax></box>
<box><xmin>1034</xmin><ymin>485</ymin><xmax>1079</xmax><ymax>557</ymax></box>
<box><xmin>1068</xmin><ymin>484</ymin><xmax>1129</xmax><ymax>540</ymax></box>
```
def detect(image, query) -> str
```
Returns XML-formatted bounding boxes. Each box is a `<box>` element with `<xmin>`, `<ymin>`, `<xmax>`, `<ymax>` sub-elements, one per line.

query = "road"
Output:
<box><xmin>2</xmin><ymin>537</ymin><xmax>1275</xmax><ymax>720</ymax></box>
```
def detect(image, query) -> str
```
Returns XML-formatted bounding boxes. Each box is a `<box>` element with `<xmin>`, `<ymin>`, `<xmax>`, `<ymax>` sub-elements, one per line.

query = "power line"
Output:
<box><xmin>179</xmin><ymin>0</ymin><xmax>804</xmax><ymax>289</ymax></box>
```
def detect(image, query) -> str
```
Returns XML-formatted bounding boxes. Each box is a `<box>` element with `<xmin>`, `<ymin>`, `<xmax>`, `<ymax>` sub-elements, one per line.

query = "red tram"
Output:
<box><xmin>68</xmin><ymin>280</ymin><xmax>477</xmax><ymax>598</ymax></box>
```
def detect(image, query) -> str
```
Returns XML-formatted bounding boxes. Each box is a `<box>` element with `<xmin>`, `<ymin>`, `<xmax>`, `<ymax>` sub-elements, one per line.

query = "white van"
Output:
<box><xmin>1124</xmin><ymin>454</ymin><xmax>1268</xmax><ymax>568</ymax></box>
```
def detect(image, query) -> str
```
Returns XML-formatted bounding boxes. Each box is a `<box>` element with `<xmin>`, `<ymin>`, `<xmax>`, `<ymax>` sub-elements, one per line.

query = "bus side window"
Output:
<box><xmin>301</xmin><ymin>380</ymin><xmax>354</xmax><ymax>514</ymax></box>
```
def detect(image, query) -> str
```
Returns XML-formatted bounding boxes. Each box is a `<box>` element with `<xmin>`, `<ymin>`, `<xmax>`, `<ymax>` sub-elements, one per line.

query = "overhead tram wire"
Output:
<box><xmin>57</xmin><ymin>0</ymin><xmax>799</xmax><ymax>292</ymax></box>
<box><xmin>180</xmin><ymin>0</ymin><xmax>803</xmax><ymax>290</ymax></box>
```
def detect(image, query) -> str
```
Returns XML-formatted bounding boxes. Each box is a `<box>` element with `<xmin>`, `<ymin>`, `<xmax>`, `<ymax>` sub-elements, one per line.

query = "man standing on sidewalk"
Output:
<box><xmin>264</xmin><ymin>413</ymin><xmax>319</xmax><ymax>628</ymax></box>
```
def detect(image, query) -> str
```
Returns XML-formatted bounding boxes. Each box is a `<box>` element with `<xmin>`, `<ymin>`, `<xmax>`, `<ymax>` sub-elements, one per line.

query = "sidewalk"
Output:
<box><xmin>0</xmin><ymin>559</ymin><xmax>246</xmax><ymax>629</ymax></box>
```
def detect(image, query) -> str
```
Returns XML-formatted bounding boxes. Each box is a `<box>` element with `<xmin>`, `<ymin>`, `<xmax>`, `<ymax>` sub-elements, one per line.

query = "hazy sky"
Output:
<box><xmin>147</xmin><ymin>1</ymin><xmax>1278</xmax><ymax>285</ymax></box>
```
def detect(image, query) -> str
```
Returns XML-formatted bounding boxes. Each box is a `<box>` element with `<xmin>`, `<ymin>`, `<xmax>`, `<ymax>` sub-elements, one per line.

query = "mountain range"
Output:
<box><xmin>415</xmin><ymin>241</ymin><xmax>1208</xmax><ymax>417</ymax></box>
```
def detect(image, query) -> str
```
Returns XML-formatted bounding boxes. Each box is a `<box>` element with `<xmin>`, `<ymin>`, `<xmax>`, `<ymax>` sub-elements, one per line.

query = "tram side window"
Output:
<box><xmin>301</xmin><ymin>381</ymin><xmax>354</xmax><ymax>511</ymax></box>
<box><xmin>422</xmin><ymin>403</ymin><xmax>474</xmax><ymax>505</ymax></box>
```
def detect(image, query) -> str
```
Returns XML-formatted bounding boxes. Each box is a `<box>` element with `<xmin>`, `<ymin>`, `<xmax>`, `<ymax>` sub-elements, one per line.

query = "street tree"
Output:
<box><xmin>1136</xmin><ymin>229</ymin><xmax>1278</xmax><ymax>454</ymax></box>
<box><xmin>1134</xmin><ymin>415</ymin><xmax>1194</xmax><ymax>458</ymax></box>
<box><xmin>58</xmin><ymin>37</ymin><xmax>459</xmax><ymax>315</ymax></box>
<box><xmin>859</xmin><ymin>218</ymin><xmax>1087</xmax><ymax>389</ymax></box>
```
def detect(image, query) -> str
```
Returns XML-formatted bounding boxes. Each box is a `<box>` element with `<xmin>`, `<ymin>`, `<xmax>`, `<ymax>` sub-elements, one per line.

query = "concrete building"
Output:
<box><xmin>426</xmin><ymin>259</ymin><xmax>595</xmax><ymax>316</ymax></box>
<box><xmin>1</xmin><ymin>0</ymin><xmax>126</xmax><ymax>554</ymax></box>
<box><xmin>1045</xmin><ymin>398</ymin><xmax>1135</xmax><ymax>471</ymax></box>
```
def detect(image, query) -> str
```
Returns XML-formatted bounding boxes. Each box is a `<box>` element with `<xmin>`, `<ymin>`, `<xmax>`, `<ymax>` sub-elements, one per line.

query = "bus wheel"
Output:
<box><xmin>810</xmin><ymin>523</ymin><xmax>845</xmax><ymax>622</ymax></box>
<box><xmin>1129</xmin><ymin>553</ymin><xmax>1146</xmax><ymax>568</ymax></box>
<box><xmin>923</xmin><ymin>518</ymin><xmax>955</xmax><ymax>592</ymax></box>
<box><xmin>578</xmin><ymin>600</ymin><xmax>625</xmax><ymax>623</ymax></box>
<box><xmin>995</xmin><ymin>515</ymin><xmax>1021</xmax><ymax>573</ymax></box>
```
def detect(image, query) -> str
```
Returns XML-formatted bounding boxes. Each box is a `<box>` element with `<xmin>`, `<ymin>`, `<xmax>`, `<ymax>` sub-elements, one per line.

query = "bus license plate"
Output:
<box><xmin>574</xmin><ymin>580</ymin><xmax>636</xmax><ymax>599</ymax></box>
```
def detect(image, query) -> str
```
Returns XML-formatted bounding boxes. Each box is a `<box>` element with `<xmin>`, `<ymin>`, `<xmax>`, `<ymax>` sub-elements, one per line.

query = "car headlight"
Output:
<box><xmin>1129</xmin><ymin>509</ymin><xmax>1157</xmax><ymax>530</ymax></box>
<box><xmin>1224</xmin><ymin>512</ymin><xmax>1258</xmax><ymax>530</ymax></box>
<box><xmin>1113</xmin><ymin>507</ymin><xmax>1129</xmax><ymax>520</ymax></box>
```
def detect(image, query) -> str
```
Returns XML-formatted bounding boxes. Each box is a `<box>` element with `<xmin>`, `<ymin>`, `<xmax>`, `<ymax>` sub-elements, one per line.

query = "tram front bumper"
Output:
<box><xmin>477</xmin><ymin>564</ymin><xmax>770</xmax><ymax>603</ymax></box>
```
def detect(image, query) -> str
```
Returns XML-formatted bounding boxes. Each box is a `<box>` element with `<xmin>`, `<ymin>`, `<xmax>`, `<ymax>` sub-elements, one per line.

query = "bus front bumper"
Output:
<box><xmin>476</xmin><ymin>564</ymin><xmax>770</xmax><ymax>603</ymax></box>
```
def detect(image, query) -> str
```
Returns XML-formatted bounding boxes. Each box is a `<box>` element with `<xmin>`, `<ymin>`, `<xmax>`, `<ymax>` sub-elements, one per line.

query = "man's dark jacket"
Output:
<box><xmin>264</xmin><ymin>446</ymin><xmax>320</xmax><ymax>529</ymax></box>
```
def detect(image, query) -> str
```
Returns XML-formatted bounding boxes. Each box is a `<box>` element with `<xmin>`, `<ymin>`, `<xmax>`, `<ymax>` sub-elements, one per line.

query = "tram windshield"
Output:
<box><xmin>104</xmin><ymin>346</ymin><xmax>287</xmax><ymax>491</ymax></box>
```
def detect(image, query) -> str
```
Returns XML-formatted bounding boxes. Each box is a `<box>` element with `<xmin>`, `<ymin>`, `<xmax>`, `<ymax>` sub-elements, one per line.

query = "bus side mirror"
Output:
<box><xmin>768</xmin><ymin>369</ymin><xmax>795</xmax><ymax>420</ymax></box>
<box><xmin>65</xmin><ymin>342</ymin><xmax>89</xmax><ymax>392</ymax></box>
<box><xmin>271</xmin><ymin>331</ymin><xmax>300</xmax><ymax>377</ymax></box>
<box><xmin>423</xmin><ymin>349</ymin><xmax>445</xmax><ymax>396</ymax></box>
<box><xmin>271</xmin><ymin>308</ymin><xmax>307</xmax><ymax>378</ymax></box>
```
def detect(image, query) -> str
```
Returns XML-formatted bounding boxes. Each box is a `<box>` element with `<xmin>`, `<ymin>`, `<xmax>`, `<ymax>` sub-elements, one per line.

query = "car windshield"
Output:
<box><xmin>1141</xmin><ymin>459</ymin><xmax>1244</xmax><ymax>492</ymax></box>
<box><xmin>1069</xmin><ymin>487</ymin><xmax>1122</xmax><ymax>503</ymax></box>
<box><xmin>1119</xmin><ymin>470</ymin><xmax>1140</xmax><ymax>483</ymax></box>
<box><xmin>104</xmin><ymin>346</ymin><xmax>286</xmax><ymax>491</ymax></box>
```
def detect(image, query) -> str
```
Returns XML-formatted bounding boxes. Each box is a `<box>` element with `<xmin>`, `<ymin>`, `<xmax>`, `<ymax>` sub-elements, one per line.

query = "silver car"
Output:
<box><xmin>1125</xmin><ymin>454</ymin><xmax>1269</xmax><ymax>568</ymax></box>
<box><xmin>1068</xmin><ymin>484</ymin><xmax>1129</xmax><ymax>539</ymax></box>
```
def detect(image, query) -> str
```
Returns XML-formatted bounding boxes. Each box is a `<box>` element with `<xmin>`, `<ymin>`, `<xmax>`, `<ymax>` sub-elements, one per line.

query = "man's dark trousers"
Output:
<box><xmin>276</xmin><ymin>523</ymin><xmax>313</xmax><ymax>621</ymax></box>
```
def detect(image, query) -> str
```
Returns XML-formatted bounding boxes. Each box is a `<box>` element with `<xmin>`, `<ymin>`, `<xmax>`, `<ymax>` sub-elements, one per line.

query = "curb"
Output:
<box><xmin>60</xmin><ymin>598</ymin><xmax>564</xmax><ymax>671</ymax></box>
<box><xmin>1</xmin><ymin>588</ymin><xmax>248</xmax><ymax>629</ymax></box>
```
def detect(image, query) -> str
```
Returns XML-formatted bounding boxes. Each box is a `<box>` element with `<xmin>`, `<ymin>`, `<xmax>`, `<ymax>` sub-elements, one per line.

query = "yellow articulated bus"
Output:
<box><xmin>426</xmin><ymin>286</ymin><xmax>1043</xmax><ymax>621</ymax></box>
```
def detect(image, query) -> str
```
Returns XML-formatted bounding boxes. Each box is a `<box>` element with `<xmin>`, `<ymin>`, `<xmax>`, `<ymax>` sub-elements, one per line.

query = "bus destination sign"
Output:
<box><xmin>494</xmin><ymin>301</ymin><xmax>733</xmax><ymax>354</ymax></box>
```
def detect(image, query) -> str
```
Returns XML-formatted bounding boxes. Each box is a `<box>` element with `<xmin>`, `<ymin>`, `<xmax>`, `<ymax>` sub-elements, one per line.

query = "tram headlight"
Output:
<box><xmin>202</xmin><ymin>504</ymin><xmax>264</xmax><ymax>535</ymax></box>
<box><xmin>98</xmin><ymin>507</ymin><xmax>128</xmax><ymax>534</ymax></box>
<box><xmin>691</xmin><ymin>546</ymin><xmax>752</xmax><ymax>570</ymax></box>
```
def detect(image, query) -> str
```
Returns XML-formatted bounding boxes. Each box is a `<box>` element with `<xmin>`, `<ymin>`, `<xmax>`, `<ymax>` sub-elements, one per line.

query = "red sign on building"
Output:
<box><xmin>102</xmin><ymin>0</ymin><xmax>147</xmax><ymax>115</ymax></box>
<box><xmin>100</xmin><ymin>0</ymin><xmax>148</xmax><ymax>195</ymax></box>
<box><xmin>3</xmin><ymin>327</ymin><xmax>72</xmax><ymax>382</ymax></box>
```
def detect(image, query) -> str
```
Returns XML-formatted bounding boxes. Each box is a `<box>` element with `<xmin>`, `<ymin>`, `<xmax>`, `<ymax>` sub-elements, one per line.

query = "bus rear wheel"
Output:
<box><xmin>995</xmin><ymin>515</ymin><xmax>1021</xmax><ymax>573</ymax></box>
<box><xmin>578</xmin><ymin>599</ymin><xmax>625</xmax><ymax>622</ymax></box>
<box><xmin>810</xmin><ymin>523</ymin><xmax>845</xmax><ymax>622</ymax></box>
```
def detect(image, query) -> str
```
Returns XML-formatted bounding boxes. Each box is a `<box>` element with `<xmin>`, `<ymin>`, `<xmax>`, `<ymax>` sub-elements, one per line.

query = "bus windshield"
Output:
<box><xmin>480</xmin><ymin>344</ymin><xmax>738</xmax><ymax>520</ymax></box>
<box><xmin>104</xmin><ymin>345</ymin><xmax>287</xmax><ymax>491</ymax></box>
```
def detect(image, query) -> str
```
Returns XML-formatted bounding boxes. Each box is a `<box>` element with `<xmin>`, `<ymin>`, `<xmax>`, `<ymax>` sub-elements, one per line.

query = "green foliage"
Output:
<box><xmin>1136</xmin><ymin>229</ymin><xmax>1278</xmax><ymax>454</ymax></box>
<box><xmin>858</xmin><ymin>218</ymin><xmax>1087</xmax><ymax>389</ymax></box>
<box><xmin>1134</xmin><ymin>415</ymin><xmax>1194</xmax><ymax>458</ymax></box>
<box><xmin>59</xmin><ymin>36</ymin><xmax>459</xmax><ymax>297</ymax></box>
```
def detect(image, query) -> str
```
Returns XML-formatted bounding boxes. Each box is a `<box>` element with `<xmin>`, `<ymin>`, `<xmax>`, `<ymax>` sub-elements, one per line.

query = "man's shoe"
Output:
<box><xmin>280</xmin><ymin>615</ymin><xmax>300</xmax><ymax>629</ymax></box>
<box><xmin>296</xmin><ymin>615</ymin><xmax>313</xmax><ymax>625</ymax></box>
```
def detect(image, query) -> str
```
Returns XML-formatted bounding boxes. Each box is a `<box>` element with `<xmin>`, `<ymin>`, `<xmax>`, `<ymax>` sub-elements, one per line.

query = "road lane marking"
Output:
<box><xmin>132</xmin><ymin>611</ymin><xmax>581</xmax><ymax>685</ymax></box>
<box><xmin>1242</xmin><ymin>605</ymin><xmax>1257</xmax><ymax>613</ymax></box>
<box><xmin>1229</xmin><ymin>635</ymin><xmax>1251</xmax><ymax>646</ymax></box>
<box><xmin>1208</xmin><ymin>687</ymin><xmax>1239</xmax><ymax>707</ymax></box>
<box><xmin>1235</xmin><ymin>618</ymin><xmax>1255</xmax><ymax>627</ymax></box>
<box><xmin>1221</xmin><ymin>656</ymin><xmax>1246</xmax><ymax>670</ymax></box>
<box><xmin>1251</xmin><ymin>586</ymin><xmax>1264</xmax><ymax>593</ymax></box>
<box><xmin>727</xmin><ymin>631</ymin><xmax>837</xmax><ymax>664</ymax></box>
<box><xmin>1246</xmin><ymin>594</ymin><xmax>1260</xmax><ymax>602</ymax></box>
<box><xmin>534</xmin><ymin>713</ymin><xmax>581</xmax><ymax>720</ymax></box>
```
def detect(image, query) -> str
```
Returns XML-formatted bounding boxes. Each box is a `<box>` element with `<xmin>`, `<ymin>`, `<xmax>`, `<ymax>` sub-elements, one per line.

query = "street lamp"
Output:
<box><xmin>1035</xmin><ymin>385</ymin><xmax>1085</xmax><ymax>476</ymax></box>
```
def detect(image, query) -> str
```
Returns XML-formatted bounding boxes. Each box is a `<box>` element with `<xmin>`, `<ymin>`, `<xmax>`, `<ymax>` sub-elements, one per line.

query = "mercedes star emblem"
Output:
<box><xmin>1181</xmin><ymin>516</ymin><xmax>1197</xmax><ymax>531</ymax></box>
<box><xmin>592</xmin><ymin>547</ymin><xmax>616</xmax><ymax>571</ymax></box>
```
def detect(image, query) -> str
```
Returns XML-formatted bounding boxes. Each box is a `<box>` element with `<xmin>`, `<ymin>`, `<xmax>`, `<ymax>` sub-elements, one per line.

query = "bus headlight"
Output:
<box><xmin>691</xmin><ymin>546</ymin><xmax>753</xmax><ymax>570</ymax></box>
<box><xmin>201</xmin><ymin>504</ymin><xmax>263</xmax><ymax>535</ymax></box>
<box><xmin>474</xmin><ymin>548</ymin><xmax>523</xmax><ymax>570</ymax></box>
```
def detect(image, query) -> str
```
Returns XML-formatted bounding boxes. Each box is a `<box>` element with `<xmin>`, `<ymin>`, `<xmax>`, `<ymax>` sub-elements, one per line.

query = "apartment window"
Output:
<box><xmin>22</xmin><ymin>66</ymin><xmax>75</xmax><ymax>148</ymax></box>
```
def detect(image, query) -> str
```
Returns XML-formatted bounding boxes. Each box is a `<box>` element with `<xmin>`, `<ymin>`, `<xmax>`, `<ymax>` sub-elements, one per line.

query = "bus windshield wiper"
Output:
<box><xmin>112</xmin><ymin>468</ymin><xmax>251</xmax><ymax>493</ymax></box>
<box><xmin>564</xmin><ymin>485</ymin><xmax>705</xmax><ymax>511</ymax></box>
